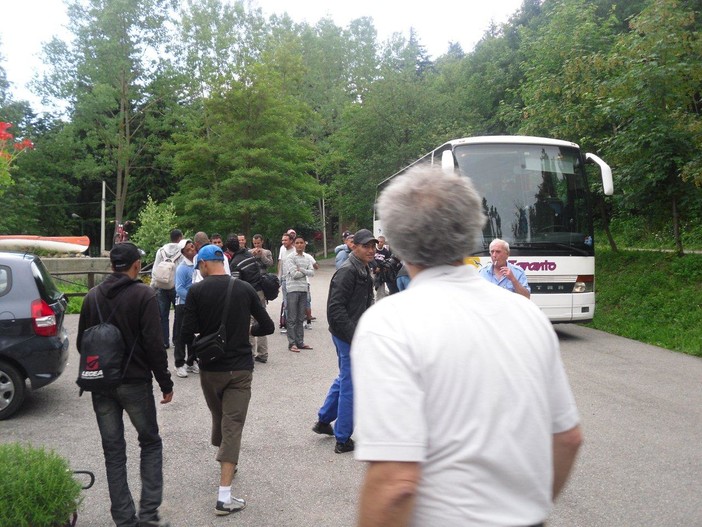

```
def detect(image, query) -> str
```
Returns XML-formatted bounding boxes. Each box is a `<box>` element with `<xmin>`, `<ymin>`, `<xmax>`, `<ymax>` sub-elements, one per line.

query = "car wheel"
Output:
<box><xmin>0</xmin><ymin>361</ymin><xmax>26</xmax><ymax>420</ymax></box>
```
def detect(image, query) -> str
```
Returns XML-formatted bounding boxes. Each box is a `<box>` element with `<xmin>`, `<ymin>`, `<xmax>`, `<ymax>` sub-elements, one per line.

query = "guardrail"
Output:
<box><xmin>51</xmin><ymin>270</ymin><xmax>152</xmax><ymax>298</ymax></box>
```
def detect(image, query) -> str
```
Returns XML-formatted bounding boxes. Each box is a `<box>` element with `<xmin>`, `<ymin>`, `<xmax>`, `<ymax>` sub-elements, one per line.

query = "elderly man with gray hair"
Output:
<box><xmin>479</xmin><ymin>237</ymin><xmax>531</xmax><ymax>298</ymax></box>
<box><xmin>351</xmin><ymin>167</ymin><xmax>582</xmax><ymax>527</ymax></box>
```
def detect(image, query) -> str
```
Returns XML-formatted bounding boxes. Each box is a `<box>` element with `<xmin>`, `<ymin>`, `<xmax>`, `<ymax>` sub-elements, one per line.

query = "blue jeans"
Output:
<box><xmin>92</xmin><ymin>383</ymin><xmax>164</xmax><ymax>527</ymax></box>
<box><xmin>318</xmin><ymin>336</ymin><xmax>353</xmax><ymax>443</ymax></box>
<box><xmin>156</xmin><ymin>288</ymin><xmax>176</xmax><ymax>346</ymax></box>
<box><xmin>396</xmin><ymin>275</ymin><xmax>410</xmax><ymax>291</ymax></box>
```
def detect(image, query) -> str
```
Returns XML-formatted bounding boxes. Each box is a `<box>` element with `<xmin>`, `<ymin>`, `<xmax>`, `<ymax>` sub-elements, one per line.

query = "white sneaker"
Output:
<box><xmin>215</xmin><ymin>497</ymin><xmax>246</xmax><ymax>515</ymax></box>
<box><xmin>176</xmin><ymin>366</ymin><xmax>188</xmax><ymax>378</ymax></box>
<box><xmin>186</xmin><ymin>363</ymin><xmax>200</xmax><ymax>374</ymax></box>
<box><xmin>304</xmin><ymin>323</ymin><xmax>312</xmax><ymax>330</ymax></box>
<box><xmin>280</xmin><ymin>328</ymin><xmax>287</xmax><ymax>334</ymax></box>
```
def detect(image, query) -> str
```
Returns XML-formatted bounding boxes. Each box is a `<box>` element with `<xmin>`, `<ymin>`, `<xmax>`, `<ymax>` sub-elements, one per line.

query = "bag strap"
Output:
<box><xmin>94</xmin><ymin>282</ymin><xmax>130</xmax><ymax>324</ymax></box>
<box><xmin>218</xmin><ymin>277</ymin><xmax>236</xmax><ymax>344</ymax></box>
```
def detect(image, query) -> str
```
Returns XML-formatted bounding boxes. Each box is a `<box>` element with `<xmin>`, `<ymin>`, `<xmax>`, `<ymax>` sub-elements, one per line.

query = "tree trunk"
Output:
<box><xmin>597</xmin><ymin>196</ymin><xmax>617</xmax><ymax>252</ymax></box>
<box><xmin>672</xmin><ymin>194</ymin><xmax>684</xmax><ymax>257</ymax></box>
<box><xmin>115</xmin><ymin>70</ymin><xmax>132</xmax><ymax>239</ymax></box>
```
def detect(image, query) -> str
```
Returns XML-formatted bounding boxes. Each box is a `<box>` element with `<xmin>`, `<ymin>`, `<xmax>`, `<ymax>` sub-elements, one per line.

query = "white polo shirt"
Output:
<box><xmin>352</xmin><ymin>264</ymin><xmax>579</xmax><ymax>526</ymax></box>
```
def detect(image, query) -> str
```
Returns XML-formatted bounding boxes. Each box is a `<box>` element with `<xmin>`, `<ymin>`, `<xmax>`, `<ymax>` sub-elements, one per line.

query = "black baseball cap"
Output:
<box><xmin>110</xmin><ymin>242</ymin><xmax>144</xmax><ymax>271</ymax></box>
<box><xmin>353</xmin><ymin>229</ymin><xmax>378</xmax><ymax>245</ymax></box>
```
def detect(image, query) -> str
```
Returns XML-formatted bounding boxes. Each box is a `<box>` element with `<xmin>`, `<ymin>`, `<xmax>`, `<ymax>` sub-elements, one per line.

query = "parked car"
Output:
<box><xmin>0</xmin><ymin>251</ymin><xmax>69</xmax><ymax>419</ymax></box>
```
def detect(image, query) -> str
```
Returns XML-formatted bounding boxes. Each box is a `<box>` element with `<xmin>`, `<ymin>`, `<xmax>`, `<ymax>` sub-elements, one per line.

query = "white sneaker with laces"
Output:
<box><xmin>186</xmin><ymin>363</ymin><xmax>200</xmax><ymax>374</ymax></box>
<box><xmin>175</xmin><ymin>366</ymin><xmax>188</xmax><ymax>378</ymax></box>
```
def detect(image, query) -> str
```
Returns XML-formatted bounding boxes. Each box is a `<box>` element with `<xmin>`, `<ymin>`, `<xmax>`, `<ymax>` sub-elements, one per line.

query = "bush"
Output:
<box><xmin>0</xmin><ymin>443</ymin><xmax>82</xmax><ymax>527</ymax></box>
<box><xmin>130</xmin><ymin>196</ymin><xmax>180</xmax><ymax>264</ymax></box>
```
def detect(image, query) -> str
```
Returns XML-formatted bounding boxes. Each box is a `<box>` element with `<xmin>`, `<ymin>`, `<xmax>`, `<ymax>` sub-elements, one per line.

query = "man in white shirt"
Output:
<box><xmin>352</xmin><ymin>167</ymin><xmax>582</xmax><ymax>527</ymax></box>
<box><xmin>277</xmin><ymin>232</ymin><xmax>296</xmax><ymax>333</ymax></box>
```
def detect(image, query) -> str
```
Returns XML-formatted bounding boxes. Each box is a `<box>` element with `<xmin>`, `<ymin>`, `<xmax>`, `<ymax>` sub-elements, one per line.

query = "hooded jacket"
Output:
<box><xmin>77</xmin><ymin>273</ymin><xmax>173</xmax><ymax>395</ymax></box>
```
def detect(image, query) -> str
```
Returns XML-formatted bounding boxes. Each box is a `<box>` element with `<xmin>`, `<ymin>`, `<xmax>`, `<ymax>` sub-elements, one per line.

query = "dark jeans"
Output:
<box><xmin>156</xmin><ymin>288</ymin><xmax>176</xmax><ymax>346</ymax></box>
<box><xmin>173</xmin><ymin>304</ymin><xmax>194</xmax><ymax>367</ymax></box>
<box><xmin>92</xmin><ymin>382</ymin><xmax>164</xmax><ymax>527</ymax></box>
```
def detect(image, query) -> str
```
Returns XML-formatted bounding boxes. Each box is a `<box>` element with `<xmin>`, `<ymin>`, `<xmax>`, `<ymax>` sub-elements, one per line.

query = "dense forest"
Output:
<box><xmin>0</xmin><ymin>0</ymin><xmax>700</xmax><ymax>255</ymax></box>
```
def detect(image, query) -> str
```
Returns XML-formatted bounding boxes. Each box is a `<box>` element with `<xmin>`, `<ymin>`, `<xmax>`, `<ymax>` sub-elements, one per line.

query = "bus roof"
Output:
<box><xmin>378</xmin><ymin>135</ymin><xmax>581</xmax><ymax>188</ymax></box>
<box><xmin>448</xmin><ymin>135</ymin><xmax>580</xmax><ymax>148</ymax></box>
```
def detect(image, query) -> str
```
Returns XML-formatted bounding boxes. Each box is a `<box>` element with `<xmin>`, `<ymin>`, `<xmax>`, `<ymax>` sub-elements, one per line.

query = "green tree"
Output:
<box><xmin>333</xmin><ymin>34</ymin><xmax>443</xmax><ymax>226</ymax></box>
<box><xmin>171</xmin><ymin>66</ymin><xmax>319</xmax><ymax>238</ymax></box>
<box><xmin>37</xmin><ymin>0</ymin><xmax>178</xmax><ymax>238</ymax></box>
<box><xmin>601</xmin><ymin>0</ymin><xmax>702</xmax><ymax>255</ymax></box>
<box><xmin>297</xmin><ymin>16</ymin><xmax>380</xmax><ymax>238</ymax></box>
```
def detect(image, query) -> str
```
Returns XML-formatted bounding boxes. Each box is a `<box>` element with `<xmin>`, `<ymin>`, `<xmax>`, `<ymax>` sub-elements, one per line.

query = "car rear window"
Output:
<box><xmin>0</xmin><ymin>265</ymin><xmax>10</xmax><ymax>297</ymax></box>
<box><xmin>30</xmin><ymin>258</ymin><xmax>64</xmax><ymax>303</ymax></box>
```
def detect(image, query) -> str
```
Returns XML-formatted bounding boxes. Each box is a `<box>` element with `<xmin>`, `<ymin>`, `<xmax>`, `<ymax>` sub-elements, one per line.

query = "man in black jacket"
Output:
<box><xmin>313</xmin><ymin>229</ymin><xmax>376</xmax><ymax>454</ymax></box>
<box><xmin>181</xmin><ymin>244</ymin><xmax>274</xmax><ymax>516</ymax></box>
<box><xmin>77</xmin><ymin>242</ymin><xmax>173</xmax><ymax>527</ymax></box>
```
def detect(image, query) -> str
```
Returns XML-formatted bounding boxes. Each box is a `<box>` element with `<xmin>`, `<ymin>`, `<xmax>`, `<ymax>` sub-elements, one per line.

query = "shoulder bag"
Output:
<box><xmin>191</xmin><ymin>277</ymin><xmax>235</xmax><ymax>366</ymax></box>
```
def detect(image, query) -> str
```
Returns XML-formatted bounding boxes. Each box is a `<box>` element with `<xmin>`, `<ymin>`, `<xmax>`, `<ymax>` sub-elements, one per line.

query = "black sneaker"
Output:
<box><xmin>312</xmin><ymin>421</ymin><xmax>334</xmax><ymax>436</ymax></box>
<box><xmin>254</xmin><ymin>356</ymin><xmax>267</xmax><ymax>363</ymax></box>
<box><xmin>215</xmin><ymin>497</ymin><xmax>246</xmax><ymax>516</ymax></box>
<box><xmin>138</xmin><ymin>519</ymin><xmax>171</xmax><ymax>527</ymax></box>
<box><xmin>334</xmin><ymin>438</ymin><xmax>354</xmax><ymax>454</ymax></box>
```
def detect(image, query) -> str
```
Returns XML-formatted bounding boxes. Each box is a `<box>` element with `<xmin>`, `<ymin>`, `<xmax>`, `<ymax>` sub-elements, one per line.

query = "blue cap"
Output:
<box><xmin>196</xmin><ymin>244</ymin><xmax>225</xmax><ymax>269</ymax></box>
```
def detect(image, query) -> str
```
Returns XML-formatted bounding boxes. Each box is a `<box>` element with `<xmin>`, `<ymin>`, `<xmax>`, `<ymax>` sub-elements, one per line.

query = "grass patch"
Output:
<box><xmin>588</xmin><ymin>248</ymin><xmax>702</xmax><ymax>356</ymax></box>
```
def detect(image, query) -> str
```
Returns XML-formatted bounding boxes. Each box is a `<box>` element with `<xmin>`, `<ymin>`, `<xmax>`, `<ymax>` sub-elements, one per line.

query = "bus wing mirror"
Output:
<box><xmin>585</xmin><ymin>152</ymin><xmax>613</xmax><ymax>196</ymax></box>
<box><xmin>441</xmin><ymin>150</ymin><xmax>455</xmax><ymax>173</ymax></box>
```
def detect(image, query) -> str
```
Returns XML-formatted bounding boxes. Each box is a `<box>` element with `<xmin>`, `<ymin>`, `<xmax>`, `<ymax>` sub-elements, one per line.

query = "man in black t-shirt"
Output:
<box><xmin>180</xmin><ymin>244</ymin><xmax>274</xmax><ymax>517</ymax></box>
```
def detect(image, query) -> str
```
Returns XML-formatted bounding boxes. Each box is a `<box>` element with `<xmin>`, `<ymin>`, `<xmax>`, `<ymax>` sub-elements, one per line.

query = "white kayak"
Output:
<box><xmin>0</xmin><ymin>235</ymin><xmax>90</xmax><ymax>253</ymax></box>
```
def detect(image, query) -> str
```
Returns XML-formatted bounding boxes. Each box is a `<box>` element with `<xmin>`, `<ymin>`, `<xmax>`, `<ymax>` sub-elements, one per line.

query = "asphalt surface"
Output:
<box><xmin>2</xmin><ymin>258</ymin><xmax>701</xmax><ymax>526</ymax></box>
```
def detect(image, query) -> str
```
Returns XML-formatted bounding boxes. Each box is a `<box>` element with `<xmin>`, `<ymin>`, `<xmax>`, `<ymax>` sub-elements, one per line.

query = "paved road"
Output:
<box><xmin>2</xmin><ymin>259</ymin><xmax>701</xmax><ymax>526</ymax></box>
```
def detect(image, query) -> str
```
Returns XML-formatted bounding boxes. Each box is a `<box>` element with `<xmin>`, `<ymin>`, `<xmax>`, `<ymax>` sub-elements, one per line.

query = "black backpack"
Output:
<box><xmin>232</xmin><ymin>254</ymin><xmax>261</xmax><ymax>286</ymax></box>
<box><xmin>260</xmin><ymin>272</ymin><xmax>280</xmax><ymax>301</ymax></box>
<box><xmin>76</xmin><ymin>289</ymin><xmax>136</xmax><ymax>394</ymax></box>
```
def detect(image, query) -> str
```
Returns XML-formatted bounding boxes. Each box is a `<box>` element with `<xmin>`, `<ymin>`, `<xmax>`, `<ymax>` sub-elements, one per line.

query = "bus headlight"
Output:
<box><xmin>573</xmin><ymin>275</ymin><xmax>594</xmax><ymax>293</ymax></box>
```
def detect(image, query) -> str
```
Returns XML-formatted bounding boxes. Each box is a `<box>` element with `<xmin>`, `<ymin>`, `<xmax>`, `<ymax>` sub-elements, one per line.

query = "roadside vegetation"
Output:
<box><xmin>590</xmin><ymin>224</ymin><xmax>702</xmax><ymax>356</ymax></box>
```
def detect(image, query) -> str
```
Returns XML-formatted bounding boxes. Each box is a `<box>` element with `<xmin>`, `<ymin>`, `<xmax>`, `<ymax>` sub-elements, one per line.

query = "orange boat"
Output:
<box><xmin>0</xmin><ymin>235</ymin><xmax>90</xmax><ymax>253</ymax></box>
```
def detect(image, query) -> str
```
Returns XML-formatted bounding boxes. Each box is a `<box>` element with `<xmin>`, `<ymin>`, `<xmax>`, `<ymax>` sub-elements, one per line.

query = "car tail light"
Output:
<box><xmin>31</xmin><ymin>299</ymin><xmax>58</xmax><ymax>337</ymax></box>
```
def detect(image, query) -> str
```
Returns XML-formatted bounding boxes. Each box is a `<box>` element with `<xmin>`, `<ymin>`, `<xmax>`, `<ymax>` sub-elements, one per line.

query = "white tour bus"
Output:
<box><xmin>374</xmin><ymin>135</ymin><xmax>614</xmax><ymax>322</ymax></box>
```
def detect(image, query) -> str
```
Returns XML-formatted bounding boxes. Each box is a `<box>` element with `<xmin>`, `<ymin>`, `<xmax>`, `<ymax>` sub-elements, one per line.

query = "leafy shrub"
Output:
<box><xmin>0</xmin><ymin>443</ymin><xmax>82</xmax><ymax>527</ymax></box>
<box><xmin>130</xmin><ymin>196</ymin><xmax>180</xmax><ymax>264</ymax></box>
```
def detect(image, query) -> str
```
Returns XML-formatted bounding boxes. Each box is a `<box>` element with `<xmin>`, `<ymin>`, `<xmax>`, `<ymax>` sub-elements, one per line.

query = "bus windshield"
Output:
<box><xmin>453</xmin><ymin>143</ymin><xmax>594</xmax><ymax>256</ymax></box>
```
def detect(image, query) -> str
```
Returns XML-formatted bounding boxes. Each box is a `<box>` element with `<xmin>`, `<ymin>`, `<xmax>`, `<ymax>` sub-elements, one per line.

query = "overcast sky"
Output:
<box><xmin>0</xmin><ymin>0</ymin><xmax>524</xmax><ymax>111</ymax></box>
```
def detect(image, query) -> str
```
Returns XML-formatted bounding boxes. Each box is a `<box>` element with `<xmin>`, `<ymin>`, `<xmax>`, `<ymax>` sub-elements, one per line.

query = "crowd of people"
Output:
<box><xmin>77</xmin><ymin>177</ymin><xmax>580</xmax><ymax>526</ymax></box>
